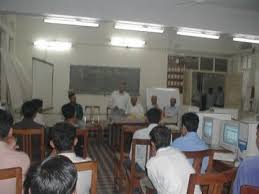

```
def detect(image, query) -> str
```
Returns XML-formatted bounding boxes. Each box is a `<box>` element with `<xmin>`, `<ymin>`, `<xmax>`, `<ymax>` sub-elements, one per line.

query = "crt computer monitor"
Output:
<box><xmin>220</xmin><ymin>120</ymin><xmax>239</xmax><ymax>153</ymax></box>
<box><xmin>202</xmin><ymin>116</ymin><xmax>222</xmax><ymax>146</ymax></box>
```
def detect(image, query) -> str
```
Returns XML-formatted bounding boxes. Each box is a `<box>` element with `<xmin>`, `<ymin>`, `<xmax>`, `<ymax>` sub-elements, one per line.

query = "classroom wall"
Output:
<box><xmin>15</xmin><ymin>15</ymin><xmax>240</xmax><ymax>113</ymax></box>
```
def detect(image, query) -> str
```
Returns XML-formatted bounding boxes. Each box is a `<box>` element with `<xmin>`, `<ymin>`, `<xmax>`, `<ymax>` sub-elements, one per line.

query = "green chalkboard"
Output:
<box><xmin>69</xmin><ymin>65</ymin><xmax>140</xmax><ymax>95</ymax></box>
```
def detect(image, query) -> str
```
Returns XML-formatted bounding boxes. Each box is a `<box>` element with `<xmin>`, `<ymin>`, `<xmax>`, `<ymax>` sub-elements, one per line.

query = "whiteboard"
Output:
<box><xmin>32</xmin><ymin>58</ymin><xmax>54</xmax><ymax>110</ymax></box>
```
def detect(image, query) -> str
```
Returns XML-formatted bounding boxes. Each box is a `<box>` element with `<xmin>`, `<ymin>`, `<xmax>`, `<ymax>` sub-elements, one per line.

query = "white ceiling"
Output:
<box><xmin>1</xmin><ymin>0</ymin><xmax>259</xmax><ymax>35</ymax></box>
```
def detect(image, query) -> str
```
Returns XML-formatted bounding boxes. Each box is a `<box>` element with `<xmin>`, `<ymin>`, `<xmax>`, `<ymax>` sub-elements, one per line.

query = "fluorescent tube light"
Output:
<box><xmin>34</xmin><ymin>40</ymin><xmax>72</xmax><ymax>51</ymax></box>
<box><xmin>177</xmin><ymin>27</ymin><xmax>220</xmax><ymax>39</ymax></box>
<box><xmin>233</xmin><ymin>34</ymin><xmax>259</xmax><ymax>44</ymax></box>
<box><xmin>44</xmin><ymin>17</ymin><xmax>99</xmax><ymax>27</ymax></box>
<box><xmin>110</xmin><ymin>37</ymin><xmax>145</xmax><ymax>48</ymax></box>
<box><xmin>115</xmin><ymin>21</ymin><xmax>164</xmax><ymax>33</ymax></box>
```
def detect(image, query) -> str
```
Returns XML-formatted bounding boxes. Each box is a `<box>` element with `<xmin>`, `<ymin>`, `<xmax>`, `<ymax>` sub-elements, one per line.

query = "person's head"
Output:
<box><xmin>31</xmin><ymin>99</ymin><xmax>43</xmax><ymax>113</ymax></box>
<box><xmin>22</xmin><ymin>101</ymin><xmax>38</xmax><ymax>119</ymax></box>
<box><xmin>170</xmin><ymin>98</ymin><xmax>176</xmax><ymax>107</ymax></box>
<box><xmin>256</xmin><ymin>124</ymin><xmax>259</xmax><ymax>150</ymax></box>
<box><xmin>208</xmin><ymin>88</ymin><xmax>213</xmax><ymax>94</ymax></box>
<box><xmin>181</xmin><ymin>112</ymin><xmax>199</xmax><ymax>135</ymax></box>
<box><xmin>50</xmin><ymin>122</ymin><xmax>77</xmax><ymax>153</ymax></box>
<box><xmin>151</xmin><ymin>95</ymin><xmax>157</xmax><ymax>105</ymax></box>
<box><xmin>68</xmin><ymin>92</ymin><xmax>76</xmax><ymax>104</ymax></box>
<box><xmin>150</xmin><ymin>125</ymin><xmax>171</xmax><ymax>152</ymax></box>
<box><xmin>0</xmin><ymin>110</ymin><xmax>14</xmax><ymax>140</ymax></box>
<box><xmin>131</xmin><ymin>96</ymin><xmax>138</xmax><ymax>106</ymax></box>
<box><xmin>61</xmin><ymin>103</ymin><xmax>76</xmax><ymax>123</ymax></box>
<box><xmin>119</xmin><ymin>81</ymin><xmax>126</xmax><ymax>93</ymax></box>
<box><xmin>26</xmin><ymin>155</ymin><xmax>77</xmax><ymax>194</ymax></box>
<box><xmin>146</xmin><ymin>108</ymin><xmax>161</xmax><ymax>124</ymax></box>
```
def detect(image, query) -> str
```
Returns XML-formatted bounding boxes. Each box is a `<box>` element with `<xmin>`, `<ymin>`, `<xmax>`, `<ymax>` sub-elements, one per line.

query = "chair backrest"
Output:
<box><xmin>183</xmin><ymin>149</ymin><xmax>214</xmax><ymax>173</ymax></box>
<box><xmin>13</xmin><ymin>128</ymin><xmax>45</xmax><ymax>161</ymax></box>
<box><xmin>241</xmin><ymin>185</ymin><xmax>259</xmax><ymax>194</ymax></box>
<box><xmin>76</xmin><ymin>128</ymin><xmax>89</xmax><ymax>158</ymax></box>
<box><xmin>85</xmin><ymin>106</ymin><xmax>100</xmax><ymax>124</ymax></box>
<box><xmin>131</xmin><ymin>138</ymin><xmax>151</xmax><ymax>174</ymax></box>
<box><xmin>187</xmin><ymin>168</ymin><xmax>237</xmax><ymax>194</ymax></box>
<box><xmin>0</xmin><ymin>167</ymin><xmax>22</xmax><ymax>194</ymax></box>
<box><xmin>75</xmin><ymin>160</ymin><xmax>98</xmax><ymax>194</ymax></box>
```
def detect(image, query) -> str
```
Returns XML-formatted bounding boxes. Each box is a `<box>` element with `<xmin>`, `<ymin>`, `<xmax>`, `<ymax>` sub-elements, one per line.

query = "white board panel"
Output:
<box><xmin>32</xmin><ymin>58</ymin><xmax>54</xmax><ymax>110</ymax></box>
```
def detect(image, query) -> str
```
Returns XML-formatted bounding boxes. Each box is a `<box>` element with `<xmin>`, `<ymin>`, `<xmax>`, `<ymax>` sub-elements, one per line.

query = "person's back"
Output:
<box><xmin>13</xmin><ymin>101</ymin><xmax>43</xmax><ymax>129</ymax></box>
<box><xmin>232</xmin><ymin>124</ymin><xmax>259</xmax><ymax>194</ymax></box>
<box><xmin>147</xmin><ymin>126</ymin><xmax>201</xmax><ymax>194</ymax></box>
<box><xmin>172</xmin><ymin>112</ymin><xmax>208</xmax><ymax>173</ymax></box>
<box><xmin>0</xmin><ymin>110</ymin><xmax>30</xmax><ymax>194</ymax></box>
<box><xmin>50</xmin><ymin>122</ymin><xmax>92</xmax><ymax>194</ymax></box>
<box><xmin>130</xmin><ymin>108</ymin><xmax>161</xmax><ymax>170</ymax></box>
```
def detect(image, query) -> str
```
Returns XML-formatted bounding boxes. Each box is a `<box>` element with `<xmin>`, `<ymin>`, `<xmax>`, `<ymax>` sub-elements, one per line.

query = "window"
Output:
<box><xmin>184</xmin><ymin>56</ymin><xmax>199</xmax><ymax>70</ymax></box>
<box><xmin>200</xmin><ymin>57</ymin><xmax>213</xmax><ymax>71</ymax></box>
<box><xmin>215</xmin><ymin>58</ymin><xmax>228</xmax><ymax>72</ymax></box>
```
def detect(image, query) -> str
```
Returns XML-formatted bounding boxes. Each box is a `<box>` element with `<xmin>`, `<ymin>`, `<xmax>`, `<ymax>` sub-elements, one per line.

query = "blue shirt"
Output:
<box><xmin>171</xmin><ymin>132</ymin><xmax>209</xmax><ymax>173</ymax></box>
<box><xmin>232</xmin><ymin>156</ymin><xmax>259</xmax><ymax>194</ymax></box>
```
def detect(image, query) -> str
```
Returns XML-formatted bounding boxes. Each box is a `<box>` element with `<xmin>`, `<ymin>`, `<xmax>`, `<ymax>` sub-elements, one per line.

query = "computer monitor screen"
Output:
<box><xmin>203</xmin><ymin>118</ymin><xmax>213</xmax><ymax>138</ymax></box>
<box><xmin>223</xmin><ymin>123</ymin><xmax>239</xmax><ymax>146</ymax></box>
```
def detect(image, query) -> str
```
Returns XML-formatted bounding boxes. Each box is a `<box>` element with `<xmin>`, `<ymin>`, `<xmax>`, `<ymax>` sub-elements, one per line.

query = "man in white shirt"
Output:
<box><xmin>206</xmin><ymin>88</ymin><xmax>215</xmax><ymax>109</ymax></box>
<box><xmin>148</xmin><ymin>95</ymin><xmax>160</xmax><ymax>111</ymax></box>
<box><xmin>126</xmin><ymin>108</ymin><xmax>161</xmax><ymax>171</ymax></box>
<box><xmin>110</xmin><ymin>81</ymin><xmax>130</xmax><ymax>113</ymax></box>
<box><xmin>126</xmin><ymin>96</ymin><xmax>144</xmax><ymax>118</ymax></box>
<box><xmin>50</xmin><ymin>122</ymin><xmax>92</xmax><ymax>194</ymax></box>
<box><xmin>215</xmin><ymin>86</ymin><xmax>224</xmax><ymax>108</ymax></box>
<box><xmin>147</xmin><ymin>126</ymin><xmax>201</xmax><ymax>194</ymax></box>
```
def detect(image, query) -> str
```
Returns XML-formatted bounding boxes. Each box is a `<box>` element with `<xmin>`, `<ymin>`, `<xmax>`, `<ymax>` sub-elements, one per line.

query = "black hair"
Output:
<box><xmin>21</xmin><ymin>101</ymin><xmax>37</xmax><ymax>118</ymax></box>
<box><xmin>150</xmin><ymin>125</ymin><xmax>171</xmax><ymax>150</ymax></box>
<box><xmin>181</xmin><ymin>112</ymin><xmax>199</xmax><ymax>132</ymax></box>
<box><xmin>31</xmin><ymin>99</ymin><xmax>43</xmax><ymax>111</ymax></box>
<box><xmin>61</xmin><ymin>103</ymin><xmax>76</xmax><ymax>120</ymax></box>
<box><xmin>51</xmin><ymin>122</ymin><xmax>76</xmax><ymax>152</ymax></box>
<box><xmin>0</xmin><ymin>110</ymin><xmax>13</xmax><ymax>139</ymax></box>
<box><xmin>26</xmin><ymin>155</ymin><xmax>77</xmax><ymax>194</ymax></box>
<box><xmin>146</xmin><ymin>108</ymin><xmax>161</xmax><ymax>124</ymax></box>
<box><xmin>68</xmin><ymin>92</ymin><xmax>75</xmax><ymax>99</ymax></box>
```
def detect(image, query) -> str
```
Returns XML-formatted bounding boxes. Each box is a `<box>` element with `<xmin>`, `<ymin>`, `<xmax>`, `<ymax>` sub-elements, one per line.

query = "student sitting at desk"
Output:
<box><xmin>124</xmin><ymin>108</ymin><xmax>161</xmax><ymax>172</ymax></box>
<box><xmin>171</xmin><ymin>112</ymin><xmax>208</xmax><ymax>172</ymax></box>
<box><xmin>146</xmin><ymin>126</ymin><xmax>201</xmax><ymax>194</ymax></box>
<box><xmin>126</xmin><ymin>96</ymin><xmax>144</xmax><ymax>118</ymax></box>
<box><xmin>232</xmin><ymin>124</ymin><xmax>259</xmax><ymax>194</ymax></box>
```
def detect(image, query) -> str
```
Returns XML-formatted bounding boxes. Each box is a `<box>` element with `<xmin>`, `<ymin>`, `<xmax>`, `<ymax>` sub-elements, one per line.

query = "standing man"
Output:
<box><xmin>110</xmin><ymin>81</ymin><xmax>130</xmax><ymax>116</ymax></box>
<box><xmin>215</xmin><ymin>86</ymin><xmax>224</xmax><ymax>108</ymax></box>
<box><xmin>206</xmin><ymin>88</ymin><xmax>215</xmax><ymax>110</ymax></box>
<box><xmin>68</xmin><ymin>92</ymin><xmax>83</xmax><ymax>120</ymax></box>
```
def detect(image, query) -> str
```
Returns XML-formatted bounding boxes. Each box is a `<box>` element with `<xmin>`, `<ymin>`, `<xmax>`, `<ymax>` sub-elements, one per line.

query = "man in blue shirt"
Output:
<box><xmin>232</xmin><ymin>124</ymin><xmax>259</xmax><ymax>194</ymax></box>
<box><xmin>171</xmin><ymin>112</ymin><xmax>208</xmax><ymax>173</ymax></box>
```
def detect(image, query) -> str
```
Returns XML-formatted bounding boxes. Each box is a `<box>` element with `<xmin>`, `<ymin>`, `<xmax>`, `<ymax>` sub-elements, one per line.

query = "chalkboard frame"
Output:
<box><xmin>69</xmin><ymin>65</ymin><xmax>140</xmax><ymax>95</ymax></box>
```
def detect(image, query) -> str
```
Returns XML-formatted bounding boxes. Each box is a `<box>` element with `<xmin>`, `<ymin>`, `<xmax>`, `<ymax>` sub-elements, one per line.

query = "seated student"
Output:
<box><xmin>232</xmin><ymin>124</ymin><xmax>259</xmax><ymax>194</ymax></box>
<box><xmin>68</xmin><ymin>92</ymin><xmax>84</xmax><ymax>120</ymax></box>
<box><xmin>0</xmin><ymin>110</ymin><xmax>30</xmax><ymax>194</ymax></box>
<box><xmin>126</xmin><ymin>108</ymin><xmax>161</xmax><ymax>171</ymax></box>
<box><xmin>13</xmin><ymin>100</ymin><xmax>44</xmax><ymax>129</ymax></box>
<box><xmin>24</xmin><ymin>155</ymin><xmax>77</xmax><ymax>194</ymax></box>
<box><xmin>163</xmin><ymin>97</ymin><xmax>179</xmax><ymax>118</ymax></box>
<box><xmin>62</xmin><ymin>103</ymin><xmax>78</xmax><ymax>126</ymax></box>
<box><xmin>171</xmin><ymin>112</ymin><xmax>208</xmax><ymax>173</ymax></box>
<box><xmin>50</xmin><ymin>122</ymin><xmax>92</xmax><ymax>194</ymax></box>
<box><xmin>147</xmin><ymin>126</ymin><xmax>201</xmax><ymax>194</ymax></box>
<box><xmin>126</xmin><ymin>96</ymin><xmax>144</xmax><ymax>118</ymax></box>
<box><xmin>31</xmin><ymin>99</ymin><xmax>45</xmax><ymax>126</ymax></box>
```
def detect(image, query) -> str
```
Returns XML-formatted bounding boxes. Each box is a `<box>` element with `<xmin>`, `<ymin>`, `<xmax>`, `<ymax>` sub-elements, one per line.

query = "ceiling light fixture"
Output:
<box><xmin>177</xmin><ymin>27</ymin><xmax>220</xmax><ymax>39</ymax></box>
<box><xmin>115</xmin><ymin>21</ymin><xmax>164</xmax><ymax>33</ymax></box>
<box><xmin>233</xmin><ymin>34</ymin><xmax>259</xmax><ymax>44</ymax></box>
<box><xmin>34</xmin><ymin>40</ymin><xmax>72</xmax><ymax>51</ymax></box>
<box><xmin>110</xmin><ymin>37</ymin><xmax>145</xmax><ymax>48</ymax></box>
<box><xmin>44</xmin><ymin>17</ymin><xmax>99</xmax><ymax>27</ymax></box>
